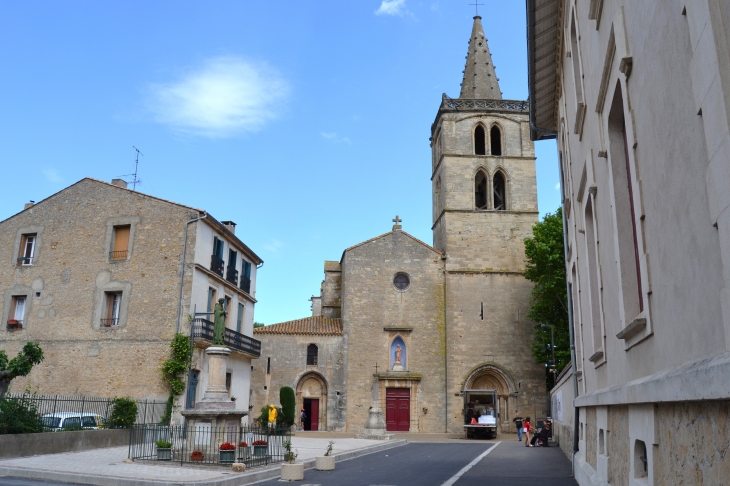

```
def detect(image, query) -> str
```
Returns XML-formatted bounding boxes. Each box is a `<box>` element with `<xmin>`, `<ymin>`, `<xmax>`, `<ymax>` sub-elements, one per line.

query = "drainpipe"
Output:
<box><xmin>176</xmin><ymin>212</ymin><xmax>208</xmax><ymax>333</ymax></box>
<box><xmin>526</xmin><ymin>0</ymin><xmax>558</xmax><ymax>141</ymax></box>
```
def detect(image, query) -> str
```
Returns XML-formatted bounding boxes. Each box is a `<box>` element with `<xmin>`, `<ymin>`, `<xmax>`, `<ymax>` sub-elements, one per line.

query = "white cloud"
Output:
<box><xmin>147</xmin><ymin>56</ymin><xmax>290</xmax><ymax>138</ymax></box>
<box><xmin>263</xmin><ymin>239</ymin><xmax>284</xmax><ymax>254</ymax></box>
<box><xmin>321</xmin><ymin>132</ymin><xmax>352</xmax><ymax>144</ymax></box>
<box><xmin>555</xmin><ymin>183</ymin><xmax>561</xmax><ymax>190</ymax></box>
<box><xmin>43</xmin><ymin>168</ymin><xmax>62</xmax><ymax>183</ymax></box>
<box><xmin>375</xmin><ymin>0</ymin><xmax>408</xmax><ymax>16</ymax></box>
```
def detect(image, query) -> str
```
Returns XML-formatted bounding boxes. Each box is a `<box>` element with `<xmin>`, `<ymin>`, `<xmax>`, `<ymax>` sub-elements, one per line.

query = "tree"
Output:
<box><xmin>0</xmin><ymin>342</ymin><xmax>44</xmax><ymax>399</ymax></box>
<box><xmin>524</xmin><ymin>208</ymin><xmax>570</xmax><ymax>389</ymax></box>
<box><xmin>279</xmin><ymin>386</ymin><xmax>296</xmax><ymax>426</ymax></box>
<box><xmin>253</xmin><ymin>322</ymin><xmax>265</xmax><ymax>328</ymax></box>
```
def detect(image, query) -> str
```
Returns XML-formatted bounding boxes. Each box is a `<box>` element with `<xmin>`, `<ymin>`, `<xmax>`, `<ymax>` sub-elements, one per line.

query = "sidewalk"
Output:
<box><xmin>0</xmin><ymin>437</ymin><xmax>406</xmax><ymax>486</ymax></box>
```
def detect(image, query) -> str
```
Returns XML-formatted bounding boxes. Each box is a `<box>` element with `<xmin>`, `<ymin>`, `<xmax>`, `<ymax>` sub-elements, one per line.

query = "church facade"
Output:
<box><xmin>250</xmin><ymin>16</ymin><xmax>545</xmax><ymax>434</ymax></box>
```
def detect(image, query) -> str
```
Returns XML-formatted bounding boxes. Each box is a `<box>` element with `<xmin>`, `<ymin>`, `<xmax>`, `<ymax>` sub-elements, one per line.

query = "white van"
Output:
<box><xmin>41</xmin><ymin>412</ymin><xmax>105</xmax><ymax>431</ymax></box>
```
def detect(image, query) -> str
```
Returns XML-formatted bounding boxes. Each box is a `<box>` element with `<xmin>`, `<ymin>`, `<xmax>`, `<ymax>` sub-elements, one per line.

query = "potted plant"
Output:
<box><xmin>7</xmin><ymin>319</ymin><xmax>21</xmax><ymax>330</ymax></box>
<box><xmin>156</xmin><ymin>439</ymin><xmax>173</xmax><ymax>461</ymax></box>
<box><xmin>280</xmin><ymin>439</ymin><xmax>303</xmax><ymax>481</ymax></box>
<box><xmin>219</xmin><ymin>442</ymin><xmax>236</xmax><ymax>463</ymax></box>
<box><xmin>190</xmin><ymin>450</ymin><xmax>204</xmax><ymax>462</ymax></box>
<box><xmin>252</xmin><ymin>439</ymin><xmax>268</xmax><ymax>457</ymax></box>
<box><xmin>315</xmin><ymin>440</ymin><xmax>335</xmax><ymax>471</ymax></box>
<box><xmin>237</xmin><ymin>441</ymin><xmax>250</xmax><ymax>461</ymax></box>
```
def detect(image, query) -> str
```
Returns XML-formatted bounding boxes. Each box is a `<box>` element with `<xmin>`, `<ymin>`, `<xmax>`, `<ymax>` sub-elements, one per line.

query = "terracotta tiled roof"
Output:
<box><xmin>254</xmin><ymin>316</ymin><xmax>342</xmax><ymax>336</ymax></box>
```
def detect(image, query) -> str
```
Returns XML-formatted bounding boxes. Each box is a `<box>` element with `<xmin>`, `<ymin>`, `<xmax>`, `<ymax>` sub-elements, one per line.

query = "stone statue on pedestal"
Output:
<box><xmin>213</xmin><ymin>298</ymin><xmax>227</xmax><ymax>345</ymax></box>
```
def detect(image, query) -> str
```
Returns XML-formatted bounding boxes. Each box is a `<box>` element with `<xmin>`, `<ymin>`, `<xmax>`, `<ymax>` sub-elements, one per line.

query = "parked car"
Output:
<box><xmin>41</xmin><ymin>412</ymin><xmax>106</xmax><ymax>431</ymax></box>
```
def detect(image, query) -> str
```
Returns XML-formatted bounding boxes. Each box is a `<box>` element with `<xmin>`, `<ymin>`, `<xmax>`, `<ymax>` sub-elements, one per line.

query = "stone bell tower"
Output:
<box><xmin>430</xmin><ymin>15</ymin><xmax>545</xmax><ymax>433</ymax></box>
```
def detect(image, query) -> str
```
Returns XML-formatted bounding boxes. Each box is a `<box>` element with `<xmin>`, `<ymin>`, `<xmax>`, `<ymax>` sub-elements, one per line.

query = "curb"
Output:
<box><xmin>0</xmin><ymin>440</ymin><xmax>407</xmax><ymax>486</ymax></box>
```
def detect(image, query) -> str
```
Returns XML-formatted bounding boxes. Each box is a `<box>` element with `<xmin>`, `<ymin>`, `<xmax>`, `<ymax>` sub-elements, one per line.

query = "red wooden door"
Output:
<box><xmin>386</xmin><ymin>388</ymin><xmax>410</xmax><ymax>431</ymax></box>
<box><xmin>310</xmin><ymin>399</ymin><xmax>319</xmax><ymax>431</ymax></box>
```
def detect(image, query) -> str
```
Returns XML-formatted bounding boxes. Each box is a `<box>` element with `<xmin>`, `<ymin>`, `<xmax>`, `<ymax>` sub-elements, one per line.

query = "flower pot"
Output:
<box><xmin>190</xmin><ymin>454</ymin><xmax>204</xmax><ymax>462</ymax></box>
<box><xmin>281</xmin><ymin>463</ymin><xmax>304</xmax><ymax>481</ymax></box>
<box><xmin>315</xmin><ymin>455</ymin><xmax>335</xmax><ymax>471</ymax></box>
<box><xmin>253</xmin><ymin>445</ymin><xmax>267</xmax><ymax>457</ymax></box>
<box><xmin>219</xmin><ymin>450</ymin><xmax>235</xmax><ymax>463</ymax></box>
<box><xmin>157</xmin><ymin>448</ymin><xmax>172</xmax><ymax>461</ymax></box>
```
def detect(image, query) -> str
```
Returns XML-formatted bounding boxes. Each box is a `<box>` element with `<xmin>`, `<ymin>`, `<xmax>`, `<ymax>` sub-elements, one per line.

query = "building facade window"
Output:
<box><xmin>236</xmin><ymin>303</ymin><xmax>245</xmax><ymax>333</ymax></box>
<box><xmin>240</xmin><ymin>261</ymin><xmax>252</xmax><ymax>294</ymax></box>
<box><xmin>8</xmin><ymin>296</ymin><xmax>26</xmax><ymax>329</ymax></box>
<box><xmin>584</xmin><ymin>196</ymin><xmax>604</xmax><ymax>356</ymax></box>
<box><xmin>207</xmin><ymin>287</ymin><xmax>217</xmax><ymax>314</ymax></box>
<box><xmin>490</xmin><ymin>126</ymin><xmax>502</xmax><ymax>155</ymax></box>
<box><xmin>110</xmin><ymin>225</ymin><xmax>130</xmax><ymax>260</ymax></box>
<box><xmin>211</xmin><ymin>236</ymin><xmax>225</xmax><ymax>277</ymax></box>
<box><xmin>474</xmin><ymin>125</ymin><xmax>487</xmax><ymax>155</ymax></box>
<box><xmin>226</xmin><ymin>249</ymin><xmax>239</xmax><ymax>285</ymax></box>
<box><xmin>18</xmin><ymin>234</ymin><xmax>36</xmax><ymax>266</ymax></box>
<box><xmin>493</xmin><ymin>171</ymin><xmax>506</xmax><ymax>210</ymax></box>
<box><xmin>570</xmin><ymin>13</ymin><xmax>585</xmax><ymax>106</ymax></box>
<box><xmin>102</xmin><ymin>291</ymin><xmax>122</xmax><ymax>327</ymax></box>
<box><xmin>475</xmin><ymin>170</ymin><xmax>488</xmax><ymax>209</ymax></box>
<box><xmin>608</xmin><ymin>82</ymin><xmax>643</xmax><ymax>322</ymax></box>
<box><xmin>307</xmin><ymin>344</ymin><xmax>318</xmax><ymax>366</ymax></box>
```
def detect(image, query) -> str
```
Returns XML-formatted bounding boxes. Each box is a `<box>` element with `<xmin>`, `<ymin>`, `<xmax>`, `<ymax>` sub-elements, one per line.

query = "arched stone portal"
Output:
<box><xmin>464</xmin><ymin>364</ymin><xmax>517</xmax><ymax>434</ymax></box>
<box><xmin>296</xmin><ymin>372</ymin><xmax>328</xmax><ymax>431</ymax></box>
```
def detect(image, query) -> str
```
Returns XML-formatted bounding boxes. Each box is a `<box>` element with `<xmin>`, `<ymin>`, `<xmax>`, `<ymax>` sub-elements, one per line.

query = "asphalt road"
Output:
<box><xmin>257</xmin><ymin>440</ymin><xmax>577</xmax><ymax>486</ymax></box>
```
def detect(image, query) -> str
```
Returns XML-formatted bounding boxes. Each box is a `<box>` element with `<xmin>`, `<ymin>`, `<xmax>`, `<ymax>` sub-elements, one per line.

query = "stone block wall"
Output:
<box><xmin>607</xmin><ymin>405</ymin><xmax>629</xmax><ymax>486</ymax></box>
<box><xmin>341</xmin><ymin>230</ymin><xmax>446</xmax><ymax>433</ymax></box>
<box><xmin>0</xmin><ymin>178</ymin><xmax>196</xmax><ymax>399</ymax></box>
<box><xmin>585</xmin><ymin>407</ymin><xmax>597</xmax><ymax>469</ymax></box>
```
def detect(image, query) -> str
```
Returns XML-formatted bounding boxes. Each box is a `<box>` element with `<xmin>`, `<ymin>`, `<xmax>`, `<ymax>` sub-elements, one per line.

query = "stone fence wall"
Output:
<box><xmin>0</xmin><ymin>429</ymin><xmax>128</xmax><ymax>459</ymax></box>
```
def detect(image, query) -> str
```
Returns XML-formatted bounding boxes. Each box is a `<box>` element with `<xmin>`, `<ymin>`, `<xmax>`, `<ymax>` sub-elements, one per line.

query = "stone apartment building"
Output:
<box><xmin>250</xmin><ymin>16</ymin><xmax>546</xmax><ymax>434</ymax></box>
<box><xmin>527</xmin><ymin>0</ymin><xmax>730</xmax><ymax>484</ymax></box>
<box><xmin>0</xmin><ymin>178</ymin><xmax>262</xmax><ymax>422</ymax></box>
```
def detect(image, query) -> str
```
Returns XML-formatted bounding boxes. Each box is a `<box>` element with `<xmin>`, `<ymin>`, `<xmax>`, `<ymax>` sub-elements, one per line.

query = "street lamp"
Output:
<box><xmin>540</xmin><ymin>323</ymin><xmax>556</xmax><ymax>374</ymax></box>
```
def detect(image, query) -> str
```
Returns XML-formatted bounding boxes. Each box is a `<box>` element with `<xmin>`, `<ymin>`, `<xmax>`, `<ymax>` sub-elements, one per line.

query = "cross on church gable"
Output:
<box><xmin>392</xmin><ymin>215</ymin><xmax>402</xmax><ymax>225</ymax></box>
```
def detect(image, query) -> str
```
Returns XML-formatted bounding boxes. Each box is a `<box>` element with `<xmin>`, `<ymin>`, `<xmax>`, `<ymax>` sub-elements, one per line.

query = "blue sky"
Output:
<box><xmin>0</xmin><ymin>0</ymin><xmax>560</xmax><ymax>325</ymax></box>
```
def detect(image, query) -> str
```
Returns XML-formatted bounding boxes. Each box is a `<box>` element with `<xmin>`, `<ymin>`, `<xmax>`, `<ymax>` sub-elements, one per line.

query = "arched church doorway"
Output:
<box><xmin>463</xmin><ymin>364</ymin><xmax>516</xmax><ymax>434</ymax></box>
<box><xmin>296</xmin><ymin>372</ymin><xmax>327</xmax><ymax>431</ymax></box>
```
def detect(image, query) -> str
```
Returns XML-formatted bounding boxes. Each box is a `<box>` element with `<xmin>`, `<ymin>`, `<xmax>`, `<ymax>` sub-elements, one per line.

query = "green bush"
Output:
<box><xmin>156</xmin><ymin>439</ymin><xmax>173</xmax><ymax>448</ymax></box>
<box><xmin>106</xmin><ymin>397</ymin><xmax>138</xmax><ymax>428</ymax></box>
<box><xmin>279</xmin><ymin>387</ymin><xmax>295</xmax><ymax>426</ymax></box>
<box><xmin>161</xmin><ymin>334</ymin><xmax>191</xmax><ymax>396</ymax></box>
<box><xmin>0</xmin><ymin>396</ymin><xmax>43</xmax><ymax>434</ymax></box>
<box><xmin>255</xmin><ymin>405</ymin><xmax>286</xmax><ymax>429</ymax></box>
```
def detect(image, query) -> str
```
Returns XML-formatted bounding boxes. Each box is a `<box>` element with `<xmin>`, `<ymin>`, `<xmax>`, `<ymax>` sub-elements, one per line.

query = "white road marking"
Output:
<box><xmin>439</xmin><ymin>441</ymin><xmax>501</xmax><ymax>486</ymax></box>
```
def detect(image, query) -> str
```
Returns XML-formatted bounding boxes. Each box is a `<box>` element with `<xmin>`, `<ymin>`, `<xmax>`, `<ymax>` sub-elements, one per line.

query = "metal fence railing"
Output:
<box><xmin>0</xmin><ymin>394</ymin><xmax>168</xmax><ymax>433</ymax></box>
<box><xmin>128</xmin><ymin>425</ymin><xmax>291</xmax><ymax>468</ymax></box>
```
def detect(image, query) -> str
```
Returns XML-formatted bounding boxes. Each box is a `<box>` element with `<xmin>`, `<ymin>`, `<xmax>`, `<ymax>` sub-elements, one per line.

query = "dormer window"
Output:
<box><xmin>490</xmin><ymin>126</ymin><xmax>502</xmax><ymax>155</ymax></box>
<box><xmin>18</xmin><ymin>234</ymin><xmax>36</xmax><ymax>266</ymax></box>
<box><xmin>474</xmin><ymin>125</ymin><xmax>486</xmax><ymax>155</ymax></box>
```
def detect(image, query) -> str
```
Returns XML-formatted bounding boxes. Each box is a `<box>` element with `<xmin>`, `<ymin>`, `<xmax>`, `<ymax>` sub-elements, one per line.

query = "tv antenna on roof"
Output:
<box><xmin>119</xmin><ymin>146</ymin><xmax>143</xmax><ymax>190</ymax></box>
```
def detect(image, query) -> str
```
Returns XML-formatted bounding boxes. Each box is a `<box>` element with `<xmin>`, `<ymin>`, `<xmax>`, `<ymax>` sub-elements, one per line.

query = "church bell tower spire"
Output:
<box><xmin>459</xmin><ymin>16</ymin><xmax>502</xmax><ymax>100</ymax></box>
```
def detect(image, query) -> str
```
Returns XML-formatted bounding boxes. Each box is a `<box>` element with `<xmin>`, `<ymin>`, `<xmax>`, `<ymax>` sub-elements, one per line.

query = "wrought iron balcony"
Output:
<box><xmin>100</xmin><ymin>318</ymin><xmax>119</xmax><ymax>327</ymax></box>
<box><xmin>191</xmin><ymin>318</ymin><xmax>261</xmax><ymax>358</ymax></box>
<box><xmin>210</xmin><ymin>255</ymin><xmax>224</xmax><ymax>277</ymax></box>
<box><xmin>110</xmin><ymin>250</ymin><xmax>128</xmax><ymax>260</ymax></box>
<box><xmin>6</xmin><ymin>319</ymin><xmax>23</xmax><ymax>330</ymax></box>
<box><xmin>240</xmin><ymin>276</ymin><xmax>251</xmax><ymax>294</ymax></box>
<box><xmin>226</xmin><ymin>267</ymin><xmax>239</xmax><ymax>286</ymax></box>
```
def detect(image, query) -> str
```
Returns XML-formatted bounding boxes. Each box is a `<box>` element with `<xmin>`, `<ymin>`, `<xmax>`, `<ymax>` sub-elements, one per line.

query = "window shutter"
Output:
<box><xmin>243</xmin><ymin>261</ymin><xmax>252</xmax><ymax>279</ymax></box>
<box><xmin>237</xmin><ymin>303</ymin><xmax>244</xmax><ymax>333</ymax></box>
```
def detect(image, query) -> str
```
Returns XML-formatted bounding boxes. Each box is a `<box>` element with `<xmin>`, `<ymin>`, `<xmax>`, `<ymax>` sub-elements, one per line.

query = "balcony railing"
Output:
<box><xmin>7</xmin><ymin>320</ymin><xmax>23</xmax><ymax>330</ymax></box>
<box><xmin>210</xmin><ymin>255</ymin><xmax>225</xmax><ymax>277</ymax></box>
<box><xmin>17</xmin><ymin>257</ymin><xmax>34</xmax><ymax>266</ymax></box>
<box><xmin>191</xmin><ymin>318</ymin><xmax>261</xmax><ymax>358</ymax></box>
<box><xmin>240</xmin><ymin>276</ymin><xmax>251</xmax><ymax>294</ymax></box>
<box><xmin>226</xmin><ymin>267</ymin><xmax>239</xmax><ymax>286</ymax></box>
<box><xmin>100</xmin><ymin>318</ymin><xmax>119</xmax><ymax>327</ymax></box>
<box><xmin>110</xmin><ymin>250</ymin><xmax>128</xmax><ymax>260</ymax></box>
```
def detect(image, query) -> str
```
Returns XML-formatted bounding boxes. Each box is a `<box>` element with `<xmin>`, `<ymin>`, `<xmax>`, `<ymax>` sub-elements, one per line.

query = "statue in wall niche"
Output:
<box><xmin>213</xmin><ymin>298</ymin><xmax>227</xmax><ymax>346</ymax></box>
<box><xmin>395</xmin><ymin>344</ymin><xmax>402</xmax><ymax>365</ymax></box>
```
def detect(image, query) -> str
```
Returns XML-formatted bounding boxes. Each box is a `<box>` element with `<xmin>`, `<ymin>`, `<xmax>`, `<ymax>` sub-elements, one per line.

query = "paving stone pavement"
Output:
<box><xmin>0</xmin><ymin>437</ymin><xmax>395</xmax><ymax>484</ymax></box>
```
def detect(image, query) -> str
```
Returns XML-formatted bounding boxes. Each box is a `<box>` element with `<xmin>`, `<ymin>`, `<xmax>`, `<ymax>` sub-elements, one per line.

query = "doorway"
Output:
<box><xmin>303</xmin><ymin>398</ymin><xmax>319</xmax><ymax>431</ymax></box>
<box><xmin>386</xmin><ymin>388</ymin><xmax>410</xmax><ymax>431</ymax></box>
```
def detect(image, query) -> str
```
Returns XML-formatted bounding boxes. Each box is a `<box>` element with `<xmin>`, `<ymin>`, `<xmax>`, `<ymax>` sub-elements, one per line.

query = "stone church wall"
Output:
<box><xmin>0</xmin><ymin>179</ymin><xmax>193</xmax><ymax>399</ymax></box>
<box><xmin>341</xmin><ymin>230</ymin><xmax>446</xmax><ymax>433</ymax></box>
<box><xmin>250</xmin><ymin>333</ymin><xmax>347</xmax><ymax>431</ymax></box>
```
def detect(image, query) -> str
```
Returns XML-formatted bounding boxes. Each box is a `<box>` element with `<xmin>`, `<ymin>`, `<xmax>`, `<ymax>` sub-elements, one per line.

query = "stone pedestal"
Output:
<box><xmin>355</xmin><ymin>379</ymin><xmax>395</xmax><ymax>440</ymax></box>
<box><xmin>181</xmin><ymin>347</ymin><xmax>248</xmax><ymax>457</ymax></box>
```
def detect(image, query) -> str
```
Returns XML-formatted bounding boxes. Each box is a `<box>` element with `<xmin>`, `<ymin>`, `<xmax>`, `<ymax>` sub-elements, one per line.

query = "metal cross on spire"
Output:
<box><xmin>392</xmin><ymin>215</ymin><xmax>402</xmax><ymax>225</ymax></box>
<box><xmin>469</xmin><ymin>1</ymin><xmax>484</xmax><ymax>15</ymax></box>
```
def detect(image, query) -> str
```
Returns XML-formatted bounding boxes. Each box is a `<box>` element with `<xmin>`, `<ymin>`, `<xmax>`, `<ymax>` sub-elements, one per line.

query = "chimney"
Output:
<box><xmin>111</xmin><ymin>179</ymin><xmax>128</xmax><ymax>189</ymax></box>
<box><xmin>24</xmin><ymin>200</ymin><xmax>35</xmax><ymax>210</ymax></box>
<box><xmin>221</xmin><ymin>221</ymin><xmax>236</xmax><ymax>234</ymax></box>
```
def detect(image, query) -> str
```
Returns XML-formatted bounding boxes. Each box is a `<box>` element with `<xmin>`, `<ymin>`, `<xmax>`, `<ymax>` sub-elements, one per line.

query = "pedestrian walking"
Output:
<box><xmin>513</xmin><ymin>411</ymin><xmax>524</xmax><ymax>441</ymax></box>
